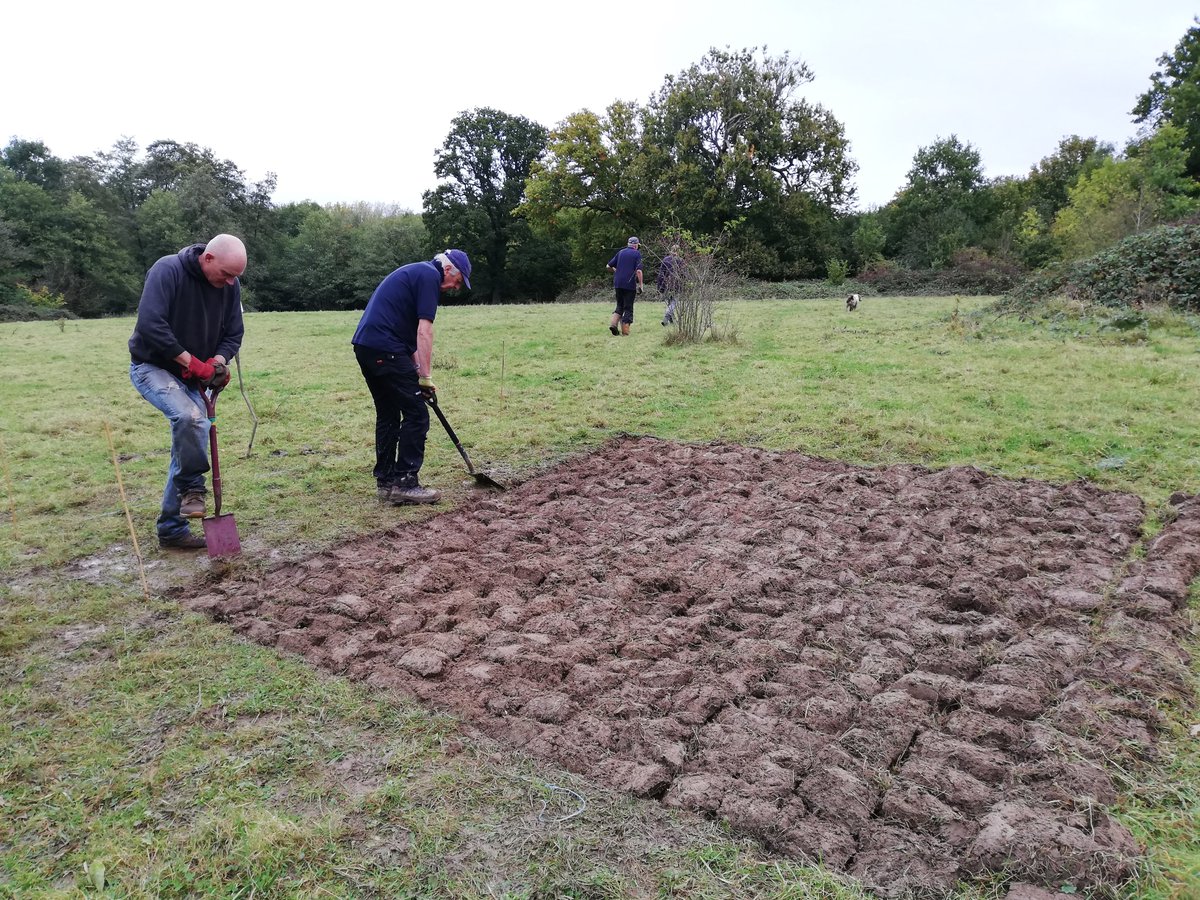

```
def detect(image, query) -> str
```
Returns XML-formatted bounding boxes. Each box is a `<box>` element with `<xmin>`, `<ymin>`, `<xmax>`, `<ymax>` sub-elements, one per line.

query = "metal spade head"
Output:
<box><xmin>203</xmin><ymin>513</ymin><xmax>242</xmax><ymax>557</ymax></box>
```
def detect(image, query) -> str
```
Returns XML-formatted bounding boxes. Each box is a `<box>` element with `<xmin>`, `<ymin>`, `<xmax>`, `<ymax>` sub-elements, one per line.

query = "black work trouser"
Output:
<box><xmin>354</xmin><ymin>345</ymin><xmax>430</xmax><ymax>486</ymax></box>
<box><xmin>613</xmin><ymin>288</ymin><xmax>636</xmax><ymax>323</ymax></box>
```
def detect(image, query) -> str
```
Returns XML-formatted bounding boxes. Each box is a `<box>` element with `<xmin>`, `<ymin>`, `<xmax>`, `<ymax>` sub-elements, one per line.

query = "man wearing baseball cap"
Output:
<box><xmin>351</xmin><ymin>249</ymin><xmax>471</xmax><ymax>505</ymax></box>
<box><xmin>606</xmin><ymin>236</ymin><xmax>643</xmax><ymax>336</ymax></box>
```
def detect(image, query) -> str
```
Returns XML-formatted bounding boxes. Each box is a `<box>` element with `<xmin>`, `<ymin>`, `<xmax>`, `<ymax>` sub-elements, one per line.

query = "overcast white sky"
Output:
<box><xmin>5</xmin><ymin>1</ymin><xmax>1196</xmax><ymax>212</ymax></box>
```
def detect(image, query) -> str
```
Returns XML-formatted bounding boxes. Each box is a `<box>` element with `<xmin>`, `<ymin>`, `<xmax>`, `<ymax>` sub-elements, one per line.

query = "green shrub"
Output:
<box><xmin>2</xmin><ymin>283</ymin><xmax>66</xmax><ymax>310</ymax></box>
<box><xmin>1002</xmin><ymin>222</ymin><xmax>1200</xmax><ymax>312</ymax></box>
<box><xmin>0</xmin><ymin>283</ymin><xmax>75</xmax><ymax>321</ymax></box>
<box><xmin>825</xmin><ymin>258</ymin><xmax>849</xmax><ymax>286</ymax></box>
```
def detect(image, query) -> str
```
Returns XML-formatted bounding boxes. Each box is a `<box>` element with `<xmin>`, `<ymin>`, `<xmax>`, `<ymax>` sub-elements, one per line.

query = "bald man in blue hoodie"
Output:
<box><xmin>129</xmin><ymin>234</ymin><xmax>246</xmax><ymax>550</ymax></box>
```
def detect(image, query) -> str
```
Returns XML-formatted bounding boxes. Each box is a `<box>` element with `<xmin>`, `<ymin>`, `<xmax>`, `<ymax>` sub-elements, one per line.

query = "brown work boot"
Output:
<box><xmin>390</xmin><ymin>484</ymin><xmax>441</xmax><ymax>505</ymax></box>
<box><xmin>179</xmin><ymin>490</ymin><xmax>206</xmax><ymax>518</ymax></box>
<box><xmin>159</xmin><ymin>529</ymin><xmax>206</xmax><ymax>550</ymax></box>
<box><xmin>620</xmin><ymin>323</ymin><xmax>630</xmax><ymax>336</ymax></box>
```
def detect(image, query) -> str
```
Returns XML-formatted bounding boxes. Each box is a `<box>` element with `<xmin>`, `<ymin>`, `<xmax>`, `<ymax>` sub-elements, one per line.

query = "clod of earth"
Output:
<box><xmin>186</xmin><ymin>437</ymin><xmax>1200</xmax><ymax>897</ymax></box>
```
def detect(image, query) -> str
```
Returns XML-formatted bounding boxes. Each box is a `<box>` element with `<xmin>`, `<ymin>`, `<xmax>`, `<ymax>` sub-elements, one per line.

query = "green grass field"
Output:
<box><xmin>1</xmin><ymin>296</ymin><xmax>1197</xmax><ymax>898</ymax></box>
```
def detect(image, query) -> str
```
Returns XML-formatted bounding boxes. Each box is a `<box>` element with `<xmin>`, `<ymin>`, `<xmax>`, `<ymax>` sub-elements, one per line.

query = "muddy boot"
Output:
<box><xmin>609</xmin><ymin>313</ymin><xmax>620</xmax><ymax>336</ymax></box>
<box><xmin>621</xmin><ymin>322</ymin><xmax>631</xmax><ymax>336</ymax></box>
<box><xmin>159</xmin><ymin>529</ymin><xmax>206</xmax><ymax>550</ymax></box>
<box><xmin>391</xmin><ymin>484</ymin><xmax>441</xmax><ymax>505</ymax></box>
<box><xmin>179</xmin><ymin>490</ymin><xmax>206</xmax><ymax>518</ymax></box>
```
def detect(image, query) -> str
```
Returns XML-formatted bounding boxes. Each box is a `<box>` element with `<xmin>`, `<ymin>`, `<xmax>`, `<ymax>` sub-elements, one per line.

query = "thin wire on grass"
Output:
<box><xmin>0</xmin><ymin>430</ymin><xmax>16</xmax><ymax>536</ymax></box>
<box><xmin>234</xmin><ymin>353</ymin><xmax>258</xmax><ymax>458</ymax></box>
<box><xmin>533</xmin><ymin>781</ymin><xmax>588</xmax><ymax>824</ymax></box>
<box><xmin>103</xmin><ymin>421</ymin><xmax>151</xmax><ymax>602</ymax></box>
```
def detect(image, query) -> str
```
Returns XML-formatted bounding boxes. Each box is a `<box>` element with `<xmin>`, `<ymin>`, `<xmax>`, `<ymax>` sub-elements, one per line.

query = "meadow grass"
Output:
<box><xmin>0</xmin><ymin>295</ymin><xmax>1197</xmax><ymax>898</ymax></box>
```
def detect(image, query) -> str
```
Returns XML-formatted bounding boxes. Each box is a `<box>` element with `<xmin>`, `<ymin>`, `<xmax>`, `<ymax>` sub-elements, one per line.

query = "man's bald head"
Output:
<box><xmin>199</xmin><ymin>233</ymin><xmax>247</xmax><ymax>288</ymax></box>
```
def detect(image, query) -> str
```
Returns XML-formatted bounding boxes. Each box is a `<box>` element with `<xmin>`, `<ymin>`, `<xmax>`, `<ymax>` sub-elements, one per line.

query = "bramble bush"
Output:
<box><xmin>1002</xmin><ymin>222</ymin><xmax>1200</xmax><ymax>313</ymax></box>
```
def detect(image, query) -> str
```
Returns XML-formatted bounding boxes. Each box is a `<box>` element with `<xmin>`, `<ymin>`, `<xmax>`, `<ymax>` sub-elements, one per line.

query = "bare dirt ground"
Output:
<box><xmin>186</xmin><ymin>436</ymin><xmax>1200</xmax><ymax>897</ymax></box>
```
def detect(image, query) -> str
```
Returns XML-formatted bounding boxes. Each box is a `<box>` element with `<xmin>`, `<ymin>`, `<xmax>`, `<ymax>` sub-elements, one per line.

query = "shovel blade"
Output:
<box><xmin>202</xmin><ymin>513</ymin><xmax>242</xmax><ymax>557</ymax></box>
<box><xmin>472</xmin><ymin>472</ymin><xmax>506</xmax><ymax>491</ymax></box>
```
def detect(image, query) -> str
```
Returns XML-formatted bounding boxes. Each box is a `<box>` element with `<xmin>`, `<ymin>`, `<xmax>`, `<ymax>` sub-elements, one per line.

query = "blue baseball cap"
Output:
<box><xmin>445</xmin><ymin>248</ymin><xmax>472</xmax><ymax>289</ymax></box>
<box><xmin>627</xmin><ymin>236</ymin><xmax>640</xmax><ymax>246</ymax></box>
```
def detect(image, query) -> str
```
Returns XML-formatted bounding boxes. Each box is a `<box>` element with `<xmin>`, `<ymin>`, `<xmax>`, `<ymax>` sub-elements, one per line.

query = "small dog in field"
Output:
<box><xmin>846</xmin><ymin>293</ymin><xmax>860</xmax><ymax>311</ymax></box>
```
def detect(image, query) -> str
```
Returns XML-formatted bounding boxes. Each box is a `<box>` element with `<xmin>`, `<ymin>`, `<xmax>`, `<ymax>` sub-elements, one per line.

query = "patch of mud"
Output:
<box><xmin>58</xmin><ymin>536</ymin><xmax>286</xmax><ymax>594</ymax></box>
<box><xmin>326</xmin><ymin>749</ymin><xmax>392</xmax><ymax>800</ymax></box>
<box><xmin>185</xmin><ymin>437</ymin><xmax>1199</xmax><ymax>896</ymax></box>
<box><xmin>67</xmin><ymin>543</ymin><xmax>148</xmax><ymax>584</ymax></box>
<box><xmin>57</xmin><ymin>623</ymin><xmax>108</xmax><ymax>651</ymax></box>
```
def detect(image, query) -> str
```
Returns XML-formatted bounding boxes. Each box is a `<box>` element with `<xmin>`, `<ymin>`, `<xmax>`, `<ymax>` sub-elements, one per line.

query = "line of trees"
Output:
<box><xmin>4</xmin><ymin>26</ymin><xmax>1200</xmax><ymax>318</ymax></box>
<box><xmin>0</xmin><ymin>137</ymin><xmax>430</xmax><ymax>316</ymax></box>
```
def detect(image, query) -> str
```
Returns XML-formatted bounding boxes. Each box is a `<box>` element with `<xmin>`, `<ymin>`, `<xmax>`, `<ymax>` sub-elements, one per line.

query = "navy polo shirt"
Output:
<box><xmin>351</xmin><ymin>260</ymin><xmax>442</xmax><ymax>355</ymax></box>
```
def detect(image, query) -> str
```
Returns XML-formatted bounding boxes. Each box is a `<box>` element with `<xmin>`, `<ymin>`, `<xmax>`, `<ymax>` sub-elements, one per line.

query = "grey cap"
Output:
<box><xmin>627</xmin><ymin>236</ymin><xmax>640</xmax><ymax>246</ymax></box>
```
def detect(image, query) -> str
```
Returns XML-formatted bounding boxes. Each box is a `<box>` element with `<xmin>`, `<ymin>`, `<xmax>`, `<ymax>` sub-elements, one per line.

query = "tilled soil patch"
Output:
<box><xmin>187</xmin><ymin>437</ymin><xmax>1199</xmax><ymax>897</ymax></box>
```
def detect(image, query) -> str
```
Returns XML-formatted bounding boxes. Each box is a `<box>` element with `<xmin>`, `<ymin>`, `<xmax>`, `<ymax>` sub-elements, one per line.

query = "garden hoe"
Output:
<box><xmin>202</xmin><ymin>379</ymin><xmax>242</xmax><ymax>557</ymax></box>
<box><xmin>425</xmin><ymin>395</ymin><xmax>506</xmax><ymax>491</ymax></box>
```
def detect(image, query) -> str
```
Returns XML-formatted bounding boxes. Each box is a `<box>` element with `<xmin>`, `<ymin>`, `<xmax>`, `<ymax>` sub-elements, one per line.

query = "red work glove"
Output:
<box><xmin>205</xmin><ymin>358</ymin><xmax>231</xmax><ymax>388</ymax></box>
<box><xmin>182</xmin><ymin>356</ymin><xmax>215</xmax><ymax>384</ymax></box>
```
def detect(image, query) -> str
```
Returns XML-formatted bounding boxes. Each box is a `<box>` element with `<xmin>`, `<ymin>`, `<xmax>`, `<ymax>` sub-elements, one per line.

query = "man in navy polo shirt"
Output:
<box><xmin>606</xmin><ymin>236</ymin><xmax>643</xmax><ymax>336</ymax></box>
<box><xmin>351</xmin><ymin>249</ymin><xmax>471</xmax><ymax>505</ymax></box>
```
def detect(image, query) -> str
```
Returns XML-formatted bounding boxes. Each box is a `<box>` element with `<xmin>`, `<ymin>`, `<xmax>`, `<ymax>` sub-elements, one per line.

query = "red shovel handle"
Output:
<box><xmin>204</xmin><ymin>386</ymin><xmax>224</xmax><ymax>517</ymax></box>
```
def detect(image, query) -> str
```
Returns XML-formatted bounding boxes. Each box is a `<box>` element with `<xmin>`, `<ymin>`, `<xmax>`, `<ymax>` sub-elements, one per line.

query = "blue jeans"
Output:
<box><xmin>130</xmin><ymin>363</ymin><xmax>210</xmax><ymax>540</ymax></box>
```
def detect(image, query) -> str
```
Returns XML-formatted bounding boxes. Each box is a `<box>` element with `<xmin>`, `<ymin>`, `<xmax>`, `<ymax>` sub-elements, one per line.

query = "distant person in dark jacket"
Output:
<box><xmin>129</xmin><ymin>234</ymin><xmax>246</xmax><ymax>550</ymax></box>
<box><xmin>352</xmin><ymin>249</ymin><xmax>472</xmax><ymax>506</ymax></box>
<box><xmin>658</xmin><ymin>249</ymin><xmax>682</xmax><ymax>326</ymax></box>
<box><xmin>606</xmin><ymin>236</ymin><xmax>643</xmax><ymax>336</ymax></box>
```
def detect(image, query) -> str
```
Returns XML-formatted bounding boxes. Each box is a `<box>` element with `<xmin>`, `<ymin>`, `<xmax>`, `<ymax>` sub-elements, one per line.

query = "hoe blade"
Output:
<box><xmin>472</xmin><ymin>471</ymin><xmax>506</xmax><ymax>491</ymax></box>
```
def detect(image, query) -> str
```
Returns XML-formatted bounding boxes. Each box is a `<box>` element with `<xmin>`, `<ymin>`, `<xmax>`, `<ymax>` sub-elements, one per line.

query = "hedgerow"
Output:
<box><xmin>858</xmin><ymin>250</ymin><xmax>1024</xmax><ymax>296</ymax></box>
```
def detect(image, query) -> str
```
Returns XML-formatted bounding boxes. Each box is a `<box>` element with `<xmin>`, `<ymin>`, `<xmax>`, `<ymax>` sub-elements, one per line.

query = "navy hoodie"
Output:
<box><xmin>128</xmin><ymin>244</ymin><xmax>244</xmax><ymax>374</ymax></box>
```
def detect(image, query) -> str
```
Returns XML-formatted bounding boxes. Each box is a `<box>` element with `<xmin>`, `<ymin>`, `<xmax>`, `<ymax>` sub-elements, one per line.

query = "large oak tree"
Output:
<box><xmin>523</xmin><ymin>47</ymin><xmax>857</xmax><ymax>279</ymax></box>
<box><xmin>423</xmin><ymin>108</ymin><xmax>568</xmax><ymax>302</ymax></box>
